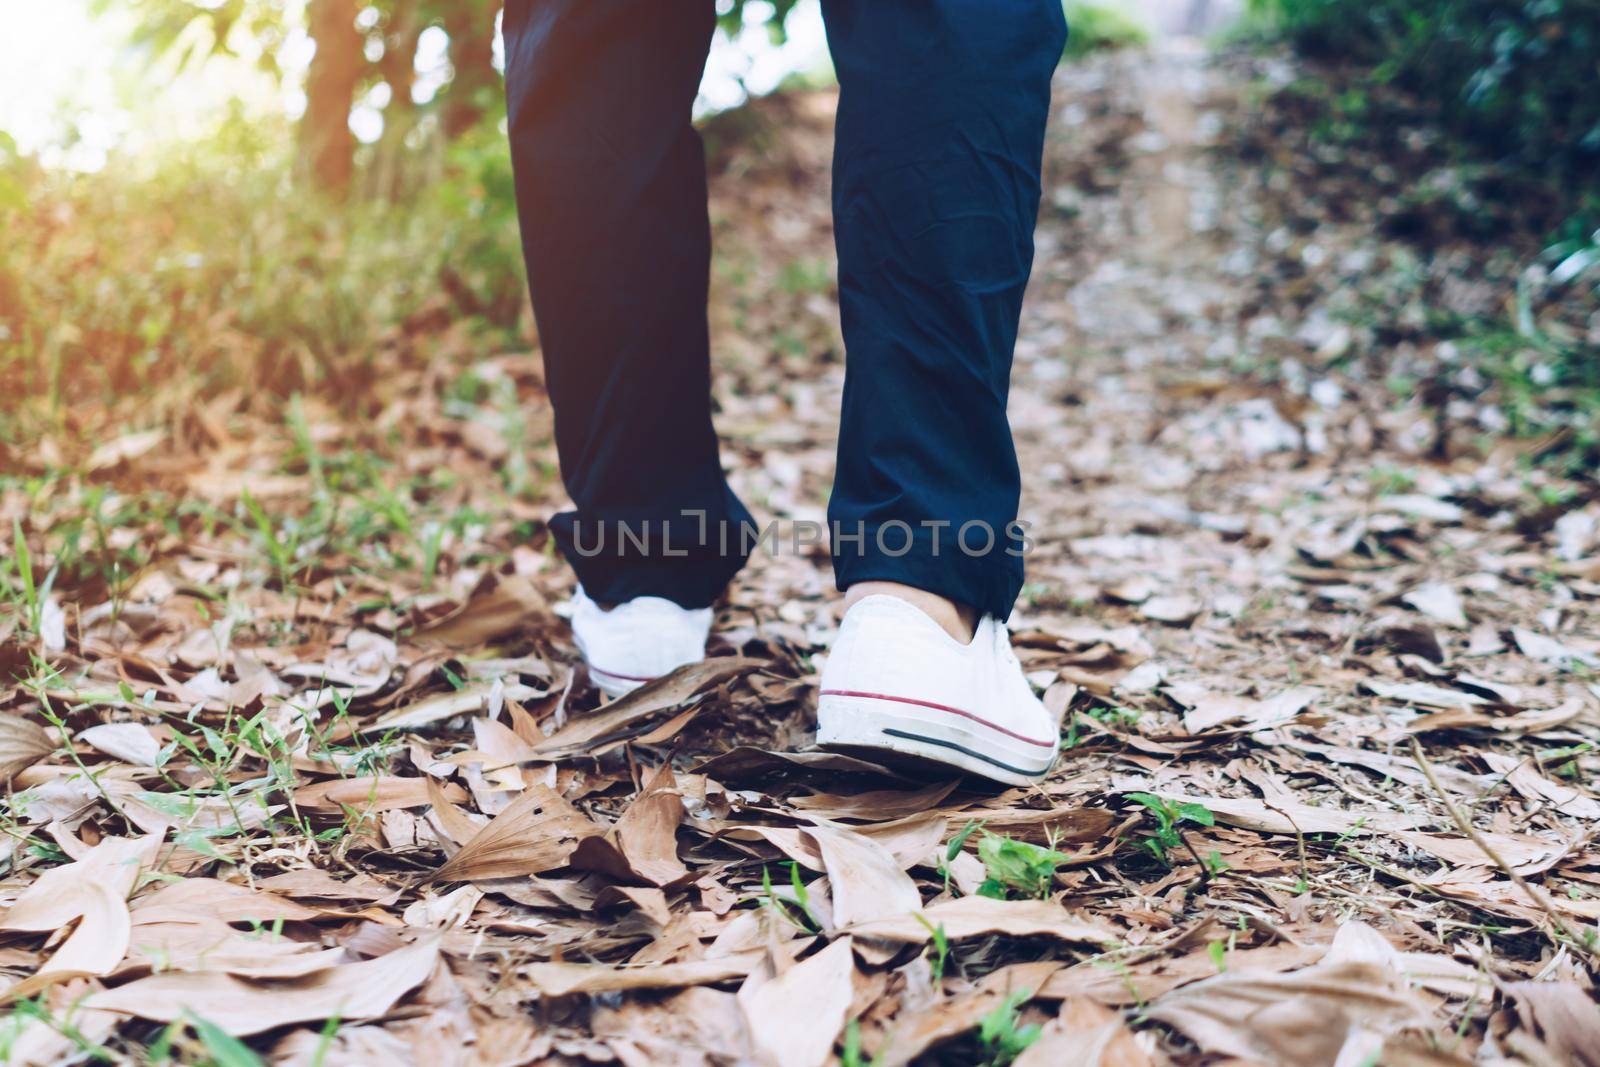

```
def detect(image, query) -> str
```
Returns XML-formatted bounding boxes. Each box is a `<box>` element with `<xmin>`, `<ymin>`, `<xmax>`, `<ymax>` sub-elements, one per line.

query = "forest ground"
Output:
<box><xmin>2</xmin><ymin>24</ymin><xmax>1598</xmax><ymax>1067</ymax></box>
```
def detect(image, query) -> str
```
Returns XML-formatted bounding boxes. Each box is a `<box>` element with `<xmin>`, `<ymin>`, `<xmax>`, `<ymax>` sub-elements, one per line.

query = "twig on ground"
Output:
<box><xmin>1261</xmin><ymin>798</ymin><xmax>1311</xmax><ymax>890</ymax></box>
<box><xmin>1409</xmin><ymin>737</ymin><xmax>1595</xmax><ymax>959</ymax></box>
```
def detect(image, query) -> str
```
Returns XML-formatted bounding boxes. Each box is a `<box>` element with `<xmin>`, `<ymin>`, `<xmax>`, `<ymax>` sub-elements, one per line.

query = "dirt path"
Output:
<box><xmin>700</xmin><ymin>33</ymin><xmax>1600</xmax><ymax>1062</ymax></box>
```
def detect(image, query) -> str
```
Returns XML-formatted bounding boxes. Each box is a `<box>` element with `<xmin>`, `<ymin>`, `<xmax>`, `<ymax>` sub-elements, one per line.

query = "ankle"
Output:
<box><xmin>844</xmin><ymin>581</ymin><xmax>978</xmax><ymax>643</ymax></box>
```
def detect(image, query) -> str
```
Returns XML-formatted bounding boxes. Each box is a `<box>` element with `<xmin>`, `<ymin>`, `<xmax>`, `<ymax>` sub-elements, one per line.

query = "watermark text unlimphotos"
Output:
<box><xmin>566</xmin><ymin>513</ymin><xmax>1034</xmax><ymax>558</ymax></box>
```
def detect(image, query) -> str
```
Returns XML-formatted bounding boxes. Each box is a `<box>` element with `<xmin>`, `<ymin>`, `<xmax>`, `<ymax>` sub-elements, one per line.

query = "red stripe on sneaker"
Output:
<box><xmin>819</xmin><ymin>689</ymin><xmax>1056</xmax><ymax>749</ymax></box>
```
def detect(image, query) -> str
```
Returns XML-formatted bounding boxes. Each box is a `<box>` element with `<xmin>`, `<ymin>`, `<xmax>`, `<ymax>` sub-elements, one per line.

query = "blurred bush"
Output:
<box><xmin>1246</xmin><ymin>0</ymin><xmax>1599</xmax><ymax>471</ymax></box>
<box><xmin>1063</xmin><ymin>1</ymin><xmax>1151</xmax><ymax>59</ymax></box>
<box><xmin>1249</xmin><ymin>0</ymin><xmax>1600</xmax><ymax>198</ymax></box>
<box><xmin>0</xmin><ymin>110</ymin><xmax>525</xmax><ymax>444</ymax></box>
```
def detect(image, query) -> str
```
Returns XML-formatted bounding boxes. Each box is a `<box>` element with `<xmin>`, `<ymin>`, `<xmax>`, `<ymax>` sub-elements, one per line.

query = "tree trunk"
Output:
<box><xmin>374</xmin><ymin>2</ymin><xmax>424</xmax><ymax>199</ymax></box>
<box><xmin>302</xmin><ymin>0</ymin><xmax>363</xmax><ymax>193</ymax></box>
<box><xmin>440</xmin><ymin>1</ymin><xmax>498</xmax><ymax>140</ymax></box>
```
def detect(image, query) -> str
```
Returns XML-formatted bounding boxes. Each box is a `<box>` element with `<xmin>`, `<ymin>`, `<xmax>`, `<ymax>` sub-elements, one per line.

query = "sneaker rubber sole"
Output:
<box><xmin>816</xmin><ymin>690</ymin><xmax>1057</xmax><ymax>787</ymax></box>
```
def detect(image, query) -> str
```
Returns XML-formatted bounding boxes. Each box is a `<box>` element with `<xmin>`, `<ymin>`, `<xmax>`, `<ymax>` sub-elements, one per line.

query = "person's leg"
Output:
<box><xmin>820</xmin><ymin>0</ymin><xmax>1066</xmax><ymax>626</ymax></box>
<box><xmin>503</xmin><ymin>0</ymin><xmax>751</xmax><ymax>611</ymax></box>
<box><xmin>816</xmin><ymin>1</ymin><xmax>1067</xmax><ymax>785</ymax></box>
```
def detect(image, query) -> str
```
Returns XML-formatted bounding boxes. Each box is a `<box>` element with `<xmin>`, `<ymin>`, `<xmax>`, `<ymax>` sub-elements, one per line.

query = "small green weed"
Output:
<box><xmin>1126</xmin><ymin>792</ymin><xmax>1215</xmax><ymax>868</ymax></box>
<box><xmin>839</xmin><ymin>1020</ymin><xmax>889</xmax><ymax>1067</ymax></box>
<box><xmin>914</xmin><ymin>914</ymin><xmax>951</xmax><ymax>983</ymax></box>
<box><xmin>977</xmin><ymin>989</ymin><xmax>1042</xmax><ymax>1067</ymax></box>
<box><xmin>938</xmin><ymin>818</ymin><xmax>983</xmax><ymax>893</ymax></box>
<box><xmin>760</xmin><ymin>861</ymin><xmax>818</xmax><ymax>933</ymax></box>
<box><xmin>976</xmin><ymin>833</ymin><xmax>1071</xmax><ymax>900</ymax></box>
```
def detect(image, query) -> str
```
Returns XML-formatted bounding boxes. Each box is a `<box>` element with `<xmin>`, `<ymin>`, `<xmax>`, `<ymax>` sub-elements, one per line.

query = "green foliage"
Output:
<box><xmin>1126</xmin><ymin>792</ymin><xmax>1214</xmax><ymax>866</ymax></box>
<box><xmin>914</xmin><ymin>913</ymin><xmax>951</xmax><ymax>982</ymax></box>
<box><xmin>977</xmin><ymin>990</ymin><xmax>1043</xmax><ymax>1067</ymax></box>
<box><xmin>0</xmin><ymin>998</ymin><xmax>113</xmax><ymax>1062</ymax></box>
<box><xmin>839</xmin><ymin>1020</ymin><xmax>889</xmax><ymax>1067</ymax></box>
<box><xmin>718</xmin><ymin>0</ymin><xmax>804</xmax><ymax>41</ymax></box>
<box><xmin>760</xmin><ymin>860</ymin><xmax>818</xmax><ymax>932</ymax></box>
<box><xmin>1245</xmin><ymin>1</ymin><xmax>1600</xmax><ymax>475</ymax></box>
<box><xmin>1247</xmin><ymin>0</ymin><xmax>1600</xmax><ymax>204</ymax></box>
<box><xmin>100</xmin><ymin>0</ymin><xmax>297</xmax><ymax>81</ymax></box>
<box><xmin>185</xmin><ymin>1010</ymin><xmax>266</xmax><ymax>1067</ymax></box>
<box><xmin>976</xmin><ymin>833</ymin><xmax>1071</xmax><ymax>900</ymax></box>
<box><xmin>1207</xmin><ymin>939</ymin><xmax>1228</xmax><ymax>972</ymax></box>
<box><xmin>7</xmin><ymin>518</ymin><xmax>41</xmax><ymax>636</ymax></box>
<box><xmin>1062</xmin><ymin>1</ymin><xmax>1151</xmax><ymax>59</ymax></box>
<box><xmin>0</xmin><ymin>120</ymin><xmax>525</xmax><ymax>443</ymax></box>
<box><xmin>938</xmin><ymin>817</ymin><xmax>983</xmax><ymax>893</ymax></box>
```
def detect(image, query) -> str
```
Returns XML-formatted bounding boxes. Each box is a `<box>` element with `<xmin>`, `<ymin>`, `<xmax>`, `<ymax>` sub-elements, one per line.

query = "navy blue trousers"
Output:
<box><xmin>503</xmin><ymin>1</ymin><xmax>1065</xmax><ymax>620</ymax></box>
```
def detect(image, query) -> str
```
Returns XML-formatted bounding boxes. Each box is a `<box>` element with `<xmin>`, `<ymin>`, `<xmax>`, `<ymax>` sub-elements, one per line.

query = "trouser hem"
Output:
<box><xmin>830</xmin><ymin>523</ymin><xmax>1025</xmax><ymax>622</ymax></box>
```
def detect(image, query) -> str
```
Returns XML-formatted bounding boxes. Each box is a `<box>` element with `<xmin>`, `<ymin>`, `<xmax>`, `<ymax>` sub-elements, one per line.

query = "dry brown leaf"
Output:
<box><xmin>0</xmin><ymin>834</ymin><xmax>161</xmax><ymax>979</ymax></box>
<box><xmin>1043</xmin><ymin>940</ymin><xmax>1327</xmax><ymax>1005</ymax></box>
<box><xmin>692</xmin><ymin>746</ymin><xmax>910</xmax><ymax>782</ymax></box>
<box><xmin>1406</xmin><ymin>699</ymin><xmax>1586</xmax><ymax>737</ymax></box>
<box><xmin>471</xmin><ymin>715</ymin><xmax>538</xmax><ymax>784</ymax></box>
<box><xmin>1134</xmin><ymin>790</ymin><xmax>1428</xmax><ymax>835</ymax></box>
<box><xmin>846</xmin><ymin>895</ymin><xmax>1113</xmax><ymax>945</ymax></box>
<box><xmin>1145</xmin><ymin>924</ymin><xmax>1435</xmax><ymax>1065</ymax></box>
<box><xmin>359</xmin><ymin>680</ymin><xmax>544</xmax><ymax>736</ymax></box>
<box><xmin>0</xmin><ymin>993</ymin><xmax>120</xmax><ymax>1066</ymax></box>
<box><xmin>270</xmin><ymin>1024</ymin><xmax>419</xmax><ymax>1067</ymax></box>
<box><xmin>1425</xmin><ymin>869</ymin><xmax>1600</xmax><ymax>924</ymax></box>
<box><xmin>1480</xmin><ymin>752</ymin><xmax>1600</xmax><ymax>820</ymax></box>
<box><xmin>86</xmin><ymin>429</ymin><xmax>164</xmax><ymax>470</ymax></box>
<box><xmin>593</xmin><ymin>988</ymin><xmax>748</xmax><ymax>1067</ymax></box>
<box><xmin>740</xmin><ymin>938</ymin><xmax>857</xmax><ymax>1067</ymax></box>
<box><xmin>1394</xmin><ymin>830</ymin><xmax>1571</xmax><ymax>876</ymax></box>
<box><xmin>1381</xmin><ymin>495</ymin><xmax>1464</xmax><ymax>523</ymax></box>
<box><xmin>123</xmin><ymin>920</ymin><xmax>348</xmax><ymax>978</ymax></box>
<box><xmin>604</xmin><ymin>762</ymin><xmax>689</xmax><ymax>885</ymax></box>
<box><xmin>401</xmin><ymin>884</ymin><xmax>482</xmax><ymax>929</ymax></box>
<box><xmin>1140</xmin><ymin>594</ymin><xmax>1202</xmax><ymax>625</ymax></box>
<box><xmin>429</xmin><ymin>782</ymin><xmax>601</xmax><ymax>882</ymax></box>
<box><xmin>1403</xmin><ymin>582</ymin><xmax>1469</xmax><ymax>628</ymax></box>
<box><xmin>867</xmin><ymin>960</ymin><xmax>1062</xmax><ymax>1067</ymax></box>
<box><xmin>294</xmin><ymin>774</ymin><xmax>468</xmax><ymax>813</ymax></box>
<box><xmin>87</xmin><ymin>936</ymin><xmax>440</xmax><ymax>1036</ymax></box>
<box><xmin>254</xmin><ymin>868</ymin><xmax>399</xmax><ymax>903</ymax></box>
<box><xmin>597</xmin><ymin>884</ymin><xmax>672</xmax><ymax>925</ymax></box>
<box><xmin>425</xmin><ymin>773</ymin><xmax>485</xmax><ymax>845</ymax></box>
<box><xmin>1513</xmin><ymin>628</ymin><xmax>1598</xmax><ymax>669</ymax></box>
<box><xmin>532</xmin><ymin>657</ymin><xmax>765</xmax><ymax>757</ymax></box>
<box><xmin>520</xmin><ymin>949</ymin><xmax>764</xmax><ymax>997</ymax></box>
<box><xmin>129</xmin><ymin>878</ymin><xmax>322</xmax><ymax>925</ymax></box>
<box><xmin>569</xmin><ymin>762</ymin><xmax>689</xmax><ymax>886</ymax></box>
<box><xmin>1280</xmin><ymin>737</ymin><xmax>1493</xmax><ymax>796</ymax></box>
<box><xmin>1049</xmin><ymin>624</ymin><xmax>1152</xmax><ymax>695</ymax></box>
<box><xmin>1172</xmin><ymin>684</ymin><xmax>1319</xmax><ymax>734</ymax></box>
<box><xmin>955</xmin><ymin>804</ymin><xmax>1116</xmax><ymax>847</ymax></box>
<box><xmin>1015</xmin><ymin>998</ymin><xmax>1153</xmax><ymax>1067</ymax></box>
<box><xmin>720</xmin><ymin>824</ymin><xmax>825</xmax><ymax>871</ymax></box>
<box><xmin>416</xmin><ymin>573</ymin><xmax>548</xmax><ymax>647</ymax></box>
<box><xmin>77</xmin><ymin>722</ymin><xmax>162</xmax><ymax>767</ymax></box>
<box><xmin>789</xmin><ymin>779</ymin><xmax>961</xmax><ymax>821</ymax></box>
<box><xmin>1453</xmin><ymin>673</ymin><xmax>1523</xmax><ymax>705</ymax></box>
<box><xmin>1502</xmin><ymin>981</ymin><xmax>1600</xmax><ymax>1067</ymax></box>
<box><xmin>0</xmin><ymin>713</ymin><xmax>54</xmax><ymax>781</ymax></box>
<box><xmin>612</xmin><ymin>762</ymin><xmax>689</xmax><ymax>884</ymax></box>
<box><xmin>802</xmin><ymin>825</ymin><xmax>922</xmax><ymax>928</ymax></box>
<box><xmin>1103</xmin><ymin>576</ymin><xmax>1158</xmax><ymax>604</ymax></box>
<box><xmin>1365</xmin><ymin>679</ymin><xmax>1488</xmax><ymax>710</ymax></box>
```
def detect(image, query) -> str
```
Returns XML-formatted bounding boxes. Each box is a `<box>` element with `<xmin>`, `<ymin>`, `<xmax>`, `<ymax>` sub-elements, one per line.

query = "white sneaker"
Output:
<box><xmin>816</xmin><ymin>595</ymin><xmax>1060</xmax><ymax>786</ymax></box>
<box><xmin>569</xmin><ymin>586</ymin><xmax>714</xmax><ymax>698</ymax></box>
